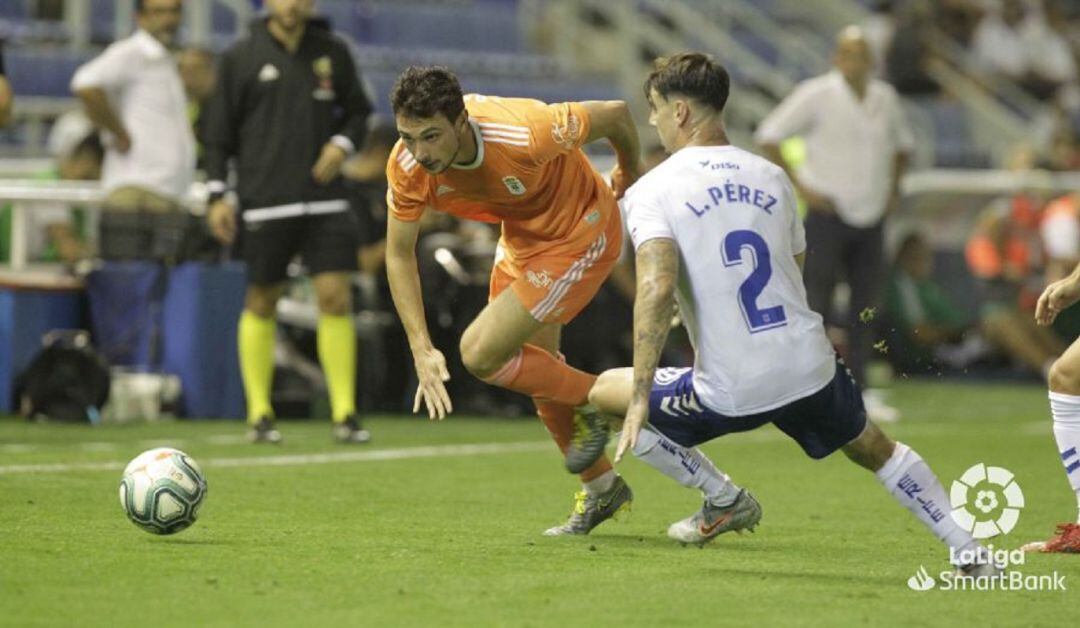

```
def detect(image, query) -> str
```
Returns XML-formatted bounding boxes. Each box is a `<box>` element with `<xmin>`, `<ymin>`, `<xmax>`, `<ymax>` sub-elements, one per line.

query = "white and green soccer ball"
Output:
<box><xmin>119</xmin><ymin>448</ymin><xmax>207</xmax><ymax>535</ymax></box>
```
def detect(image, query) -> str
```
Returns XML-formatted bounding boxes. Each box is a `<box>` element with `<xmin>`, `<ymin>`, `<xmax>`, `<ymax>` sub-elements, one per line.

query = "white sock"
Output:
<box><xmin>582</xmin><ymin>469</ymin><xmax>616</xmax><ymax>496</ymax></box>
<box><xmin>631</xmin><ymin>428</ymin><xmax>741</xmax><ymax>506</ymax></box>
<box><xmin>875</xmin><ymin>442</ymin><xmax>981</xmax><ymax>564</ymax></box>
<box><xmin>1048</xmin><ymin>392</ymin><xmax>1080</xmax><ymax>524</ymax></box>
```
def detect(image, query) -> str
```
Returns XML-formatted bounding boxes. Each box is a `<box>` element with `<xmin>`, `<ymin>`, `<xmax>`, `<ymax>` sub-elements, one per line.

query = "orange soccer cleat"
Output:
<box><xmin>1022</xmin><ymin>523</ymin><xmax>1080</xmax><ymax>553</ymax></box>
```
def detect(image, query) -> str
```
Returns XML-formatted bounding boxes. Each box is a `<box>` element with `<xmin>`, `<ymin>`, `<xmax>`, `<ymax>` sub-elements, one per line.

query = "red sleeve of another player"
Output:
<box><xmin>527</xmin><ymin>101</ymin><xmax>593</xmax><ymax>165</ymax></box>
<box><xmin>386</xmin><ymin>147</ymin><xmax>428</xmax><ymax>223</ymax></box>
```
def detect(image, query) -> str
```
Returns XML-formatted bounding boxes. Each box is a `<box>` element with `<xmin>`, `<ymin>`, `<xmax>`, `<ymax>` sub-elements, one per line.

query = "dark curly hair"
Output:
<box><xmin>390</xmin><ymin>66</ymin><xmax>466</xmax><ymax>122</ymax></box>
<box><xmin>644</xmin><ymin>52</ymin><xmax>730</xmax><ymax>113</ymax></box>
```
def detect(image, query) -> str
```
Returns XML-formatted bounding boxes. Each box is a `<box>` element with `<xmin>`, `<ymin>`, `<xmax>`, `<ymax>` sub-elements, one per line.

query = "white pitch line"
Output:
<box><xmin>0</xmin><ymin>420</ymin><xmax>1053</xmax><ymax>476</ymax></box>
<box><xmin>0</xmin><ymin>441</ymin><xmax>552</xmax><ymax>475</ymax></box>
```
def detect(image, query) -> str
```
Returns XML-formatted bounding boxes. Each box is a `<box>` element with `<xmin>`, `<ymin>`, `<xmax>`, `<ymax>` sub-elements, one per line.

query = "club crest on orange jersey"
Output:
<box><xmin>551</xmin><ymin>113</ymin><xmax>582</xmax><ymax>150</ymax></box>
<box><xmin>502</xmin><ymin>176</ymin><xmax>527</xmax><ymax>196</ymax></box>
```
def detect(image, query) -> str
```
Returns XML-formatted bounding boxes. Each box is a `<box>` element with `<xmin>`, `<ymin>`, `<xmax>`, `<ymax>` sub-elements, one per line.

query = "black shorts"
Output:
<box><xmin>241</xmin><ymin>210</ymin><xmax>359</xmax><ymax>285</ymax></box>
<box><xmin>646</xmin><ymin>358</ymin><xmax>867</xmax><ymax>459</ymax></box>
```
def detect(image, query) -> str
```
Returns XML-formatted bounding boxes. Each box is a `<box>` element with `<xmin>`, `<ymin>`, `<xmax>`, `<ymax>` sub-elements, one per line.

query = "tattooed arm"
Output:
<box><xmin>615</xmin><ymin>237</ymin><xmax>680</xmax><ymax>461</ymax></box>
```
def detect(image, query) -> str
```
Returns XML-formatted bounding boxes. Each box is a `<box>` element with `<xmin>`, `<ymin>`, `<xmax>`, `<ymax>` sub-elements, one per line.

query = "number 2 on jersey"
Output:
<box><xmin>721</xmin><ymin>230</ymin><xmax>787</xmax><ymax>333</ymax></box>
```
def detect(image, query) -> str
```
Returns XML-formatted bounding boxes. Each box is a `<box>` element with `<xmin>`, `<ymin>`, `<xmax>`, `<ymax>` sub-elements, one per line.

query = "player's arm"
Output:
<box><xmin>313</xmin><ymin>45</ymin><xmax>373</xmax><ymax>184</ymax></box>
<box><xmin>0</xmin><ymin>75</ymin><xmax>12</xmax><ymax>128</ymax></box>
<box><xmin>615</xmin><ymin>237</ymin><xmax>679</xmax><ymax>461</ymax></box>
<box><xmin>73</xmin><ymin>87</ymin><xmax>130</xmax><ymax>153</ymax></box>
<box><xmin>887</xmin><ymin>88</ymin><xmax>914</xmax><ymax>217</ymax></box>
<box><xmin>580</xmin><ymin>100</ymin><xmax>643</xmax><ymax>198</ymax></box>
<box><xmin>1036</xmin><ymin>261</ymin><xmax>1080</xmax><ymax>326</ymax></box>
<box><xmin>0</xmin><ymin>44</ymin><xmax>10</xmax><ymax>128</ymax></box>
<box><xmin>385</xmin><ymin>212</ymin><xmax>453</xmax><ymax>420</ymax></box>
<box><xmin>71</xmin><ymin>47</ymin><xmax>133</xmax><ymax>153</ymax></box>
<box><xmin>203</xmin><ymin>51</ymin><xmax>241</xmax><ymax>245</ymax></box>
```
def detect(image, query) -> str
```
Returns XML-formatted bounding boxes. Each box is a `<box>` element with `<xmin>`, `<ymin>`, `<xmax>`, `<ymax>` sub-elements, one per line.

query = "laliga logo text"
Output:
<box><xmin>906</xmin><ymin>464</ymin><xmax>1067</xmax><ymax>592</ymax></box>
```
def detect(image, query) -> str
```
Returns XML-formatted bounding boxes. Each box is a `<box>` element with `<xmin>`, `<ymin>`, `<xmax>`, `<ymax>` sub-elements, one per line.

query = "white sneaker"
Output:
<box><xmin>863</xmin><ymin>389</ymin><xmax>900</xmax><ymax>423</ymax></box>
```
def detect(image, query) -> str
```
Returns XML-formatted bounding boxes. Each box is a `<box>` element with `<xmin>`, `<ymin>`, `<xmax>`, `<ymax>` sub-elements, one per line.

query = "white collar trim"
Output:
<box><xmin>451</xmin><ymin>120</ymin><xmax>485</xmax><ymax>170</ymax></box>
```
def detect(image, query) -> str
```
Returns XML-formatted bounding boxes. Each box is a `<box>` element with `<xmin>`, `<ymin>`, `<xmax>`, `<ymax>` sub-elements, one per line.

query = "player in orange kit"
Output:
<box><xmin>385</xmin><ymin>66</ymin><xmax>643</xmax><ymax>535</ymax></box>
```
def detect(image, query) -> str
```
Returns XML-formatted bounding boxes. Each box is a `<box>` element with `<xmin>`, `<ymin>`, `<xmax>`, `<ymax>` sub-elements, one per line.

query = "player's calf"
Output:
<box><xmin>840</xmin><ymin>421</ymin><xmax>896</xmax><ymax>472</ymax></box>
<box><xmin>857</xmin><ymin>429</ymin><xmax>988</xmax><ymax>568</ymax></box>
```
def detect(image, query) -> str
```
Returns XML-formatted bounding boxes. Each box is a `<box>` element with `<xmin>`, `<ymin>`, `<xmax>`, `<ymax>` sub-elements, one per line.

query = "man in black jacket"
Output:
<box><xmin>204</xmin><ymin>0</ymin><xmax>373</xmax><ymax>444</ymax></box>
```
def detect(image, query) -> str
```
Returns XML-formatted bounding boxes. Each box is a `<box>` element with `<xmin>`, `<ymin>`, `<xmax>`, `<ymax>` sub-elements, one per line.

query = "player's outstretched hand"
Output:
<box><xmin>312</xmin><ymin>143</ymin><xmax>348</xmax><ymax>185</ymax></box>
<box><xmin>610</xmin><ymin>161</ymin><xmax>643</xmax><ymax>200</ymax></box>
<box><xmin>1036</xmin><ymin>275</ymin><xmax>1080</xmax><ymax>326</ymax></box>
<box><xmin>207</xmin><ymin>199</ymin><xmax>237</xmax><ymax>246</ymax></box>
<box><xmin>614</xmin><ymin>401</ymin><xmax>648</xmax><ymax>463</ymax></box>
<box><xmin>413</xmin><ymin>347</ymin><xmax>453</xmax><ymax>420</ymax></box>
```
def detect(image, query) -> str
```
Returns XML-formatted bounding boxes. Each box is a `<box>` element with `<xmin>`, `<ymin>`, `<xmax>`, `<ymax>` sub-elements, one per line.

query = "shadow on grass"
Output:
<box><xmin>152</xmin><ymin>538</ymin><xmax>231</xmax><ymax>546</ymax></box>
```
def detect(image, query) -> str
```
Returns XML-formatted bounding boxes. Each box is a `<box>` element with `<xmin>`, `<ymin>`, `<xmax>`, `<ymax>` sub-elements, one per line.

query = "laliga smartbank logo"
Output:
<box><xmin>949</xmin><ymin>463</ymin><xmax>1024</xmax><ymax>538</ymax></box>
<box><xmin>905</xmin><ymin>464</ymin><xmax>1067</xmax><ymax>592</ymax></box>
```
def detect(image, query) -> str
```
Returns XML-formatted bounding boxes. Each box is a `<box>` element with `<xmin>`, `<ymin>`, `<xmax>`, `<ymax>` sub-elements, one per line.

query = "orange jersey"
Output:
<box><xmin>386</xmin><ymin>94</ymin><xmax>617</xmax><ymax>260</ymax></box>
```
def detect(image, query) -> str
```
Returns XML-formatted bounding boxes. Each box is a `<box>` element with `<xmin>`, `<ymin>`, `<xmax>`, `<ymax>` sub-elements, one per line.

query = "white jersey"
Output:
<box><xmin>623</xmin><ymin>145</ymin><xmax>836</xmax><ymax>416</ymax></box>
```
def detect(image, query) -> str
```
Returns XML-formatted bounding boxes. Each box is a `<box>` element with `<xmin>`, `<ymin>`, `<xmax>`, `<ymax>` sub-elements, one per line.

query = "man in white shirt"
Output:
<box><xmin>755</xmin><ymin>27</ymin><xmax>913</xmax><ymax>407</ymax></box>
<box><xmin>577</xmin><ymin>52</ymin><xmax>993</xmax><ymax>576</ymax></box>
<box><xmin>71</xmin><ymin>0</ymin><xmax>195</xmax><ymax>259</ymax></box>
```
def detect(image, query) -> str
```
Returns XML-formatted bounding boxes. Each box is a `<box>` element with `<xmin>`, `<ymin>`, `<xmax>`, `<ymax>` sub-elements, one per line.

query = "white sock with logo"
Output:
<box><xmin>875</xmin><ymin>442</ymin><xmax>981</xmax><ymax>564</ymax></box>
<box><xmin>630</xmin><ymin>428</ymin><xmax>741</xmax><ymax>507</ymax></box>
<box><xmin>1048</xmin><ymin>392</ymin><xmax>1080</xmax><ymax>523</ymax></box>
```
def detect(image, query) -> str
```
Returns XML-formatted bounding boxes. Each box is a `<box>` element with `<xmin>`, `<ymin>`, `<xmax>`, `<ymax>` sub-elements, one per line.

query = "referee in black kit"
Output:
<box><xmin>204</xmin><ymin>0</ymin><xmax>373</xmax><ymax>444</ymax></box>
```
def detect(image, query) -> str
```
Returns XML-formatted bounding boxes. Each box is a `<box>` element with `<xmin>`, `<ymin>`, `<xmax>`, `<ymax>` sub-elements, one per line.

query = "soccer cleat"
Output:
<box><xmin>543</xmin><ymin>475</ymin><xmax>633</xmax><ymax>536</ymax></box>
<box><xmin>564</xmin><ymin>405</ymin><xmax>610</xmax><ymax>474</ymax></box>
<box><xmin>332</xmin><ymin>415</ymin><xmax>371</xmax><ymax>444</ymax></box>
<box><xmin>1021</xmin><ymin>523</ymin><xmax>1080</xmax><ymax>553</ymax></box>
<box><xmin>247</xmin><ymin>416</ymin><xmax>282</xmax><ymax>444</ymax></box>
<box><xmin>667</xmin><ymin>489</ymin><xmax>762</xmax><ymax>546</ymax></box>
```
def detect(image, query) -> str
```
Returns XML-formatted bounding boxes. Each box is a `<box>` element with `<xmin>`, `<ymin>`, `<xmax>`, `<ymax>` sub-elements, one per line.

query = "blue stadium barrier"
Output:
<box><xmin>85</xmin><ymin>261</ymin><xmax>163</xmax><ymax>369</ymax></box>
<box><xmin>85</xmin><ymin>261</ymin><xmax>246</xmax><ymax>419</ymax></box>
<box><xmin>161</xmin><ymin>262</ymin><xmax>245</xmax><ymax>420</ymax></box>
<box><xmin>0</xmin><ymin>282</ymin><xmax>83</xmax><ymax>412</ymax></box>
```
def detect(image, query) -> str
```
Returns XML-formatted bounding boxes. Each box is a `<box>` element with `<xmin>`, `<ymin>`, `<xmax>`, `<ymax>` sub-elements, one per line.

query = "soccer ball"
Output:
<box><xmin>119</xmin><ymin>448</ymin><xmax>207</xmax><ymax>535</ymax></box>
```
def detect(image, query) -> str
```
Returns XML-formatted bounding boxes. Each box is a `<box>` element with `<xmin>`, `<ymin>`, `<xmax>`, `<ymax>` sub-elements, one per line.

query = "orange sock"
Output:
<box><xmin>535</xmin><ymin>399</ymin><xmax>613</xmax><ymax>482</ymax></box>
<box><xmin>484</xmin><ymin>344</ymin><xmax>596</xmax><ymax>406</ymax></box>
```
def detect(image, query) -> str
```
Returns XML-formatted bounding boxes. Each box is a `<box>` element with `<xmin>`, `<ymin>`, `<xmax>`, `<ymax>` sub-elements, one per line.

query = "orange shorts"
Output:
<box><xmin>489</xmin><ymin>210</ymin><xmax>623</xmax><ymax>325</ymax></box>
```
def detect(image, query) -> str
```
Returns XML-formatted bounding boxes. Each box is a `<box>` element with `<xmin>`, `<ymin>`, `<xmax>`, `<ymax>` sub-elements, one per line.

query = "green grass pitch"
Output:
<box><xmin>1</xmin><ymin>380</ymin><xmax>1077</xmax><ymax>626</ymax></box>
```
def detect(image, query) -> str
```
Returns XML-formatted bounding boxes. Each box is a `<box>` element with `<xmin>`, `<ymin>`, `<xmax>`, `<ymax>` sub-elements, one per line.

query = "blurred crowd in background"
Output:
<box><xmin>2</xmin><ymin>0</ymin><xmax>1080</xmax><ymax>421</ymax></box>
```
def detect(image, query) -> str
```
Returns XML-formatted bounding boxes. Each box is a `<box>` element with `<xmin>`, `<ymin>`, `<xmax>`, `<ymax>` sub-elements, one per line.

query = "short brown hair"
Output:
<box><xmin>390</xmin><ymin>66</ymin><xmax>466</xmax><ymax>122</ymax></box>
<box><xmin>644</xmin><ymin>53</ymin><xmax>730</xmax><ymax>112</ymax></box>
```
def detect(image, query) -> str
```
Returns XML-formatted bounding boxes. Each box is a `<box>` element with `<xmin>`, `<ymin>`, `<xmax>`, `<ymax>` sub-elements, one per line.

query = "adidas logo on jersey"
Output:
<box><xmin>258</xmin><ymin>63</ymin><xmax>280</xmax><ymax>82</ymax></box>
<box><xmin>436</xmin><ymin>184</ymin><xmax>455</xmax><ymax>196</ymax></box>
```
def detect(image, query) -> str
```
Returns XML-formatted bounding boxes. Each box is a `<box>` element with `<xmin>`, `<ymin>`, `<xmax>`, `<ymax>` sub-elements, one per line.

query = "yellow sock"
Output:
<box><xmin>238</xmin><ymin>310</ymin><xmax>276</xmax><ymax>424</ymax></box>
<box><xmin>317</xmin><ymin>314</ymin><xmax>357</xmax><ymax>422</ymax></box>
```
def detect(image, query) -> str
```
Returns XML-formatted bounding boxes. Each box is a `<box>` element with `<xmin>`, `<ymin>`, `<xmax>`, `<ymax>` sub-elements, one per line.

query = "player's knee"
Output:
<box><xmin>589</xmin><ymin>369</ymin><xmax>630</xmax><ymax>416</ymax></box>
<box><xmin>244</xmin><ymin>288</ymin><xmax>279</xmax><ymax>318</ymax></box>
<box><xmin>1049</xmin><ymin>357</ymin><xmax>1080</xmax><ymax>394</ymax></box>
<box><xmin>316</xmin><ymin>290</ymin><xmax>351</xmax><ymax>316</ymax></box>
<box><xmin>459</xmin><ymin>336</ymin><xmax>496</xmax><ymax>379</ymax></box>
